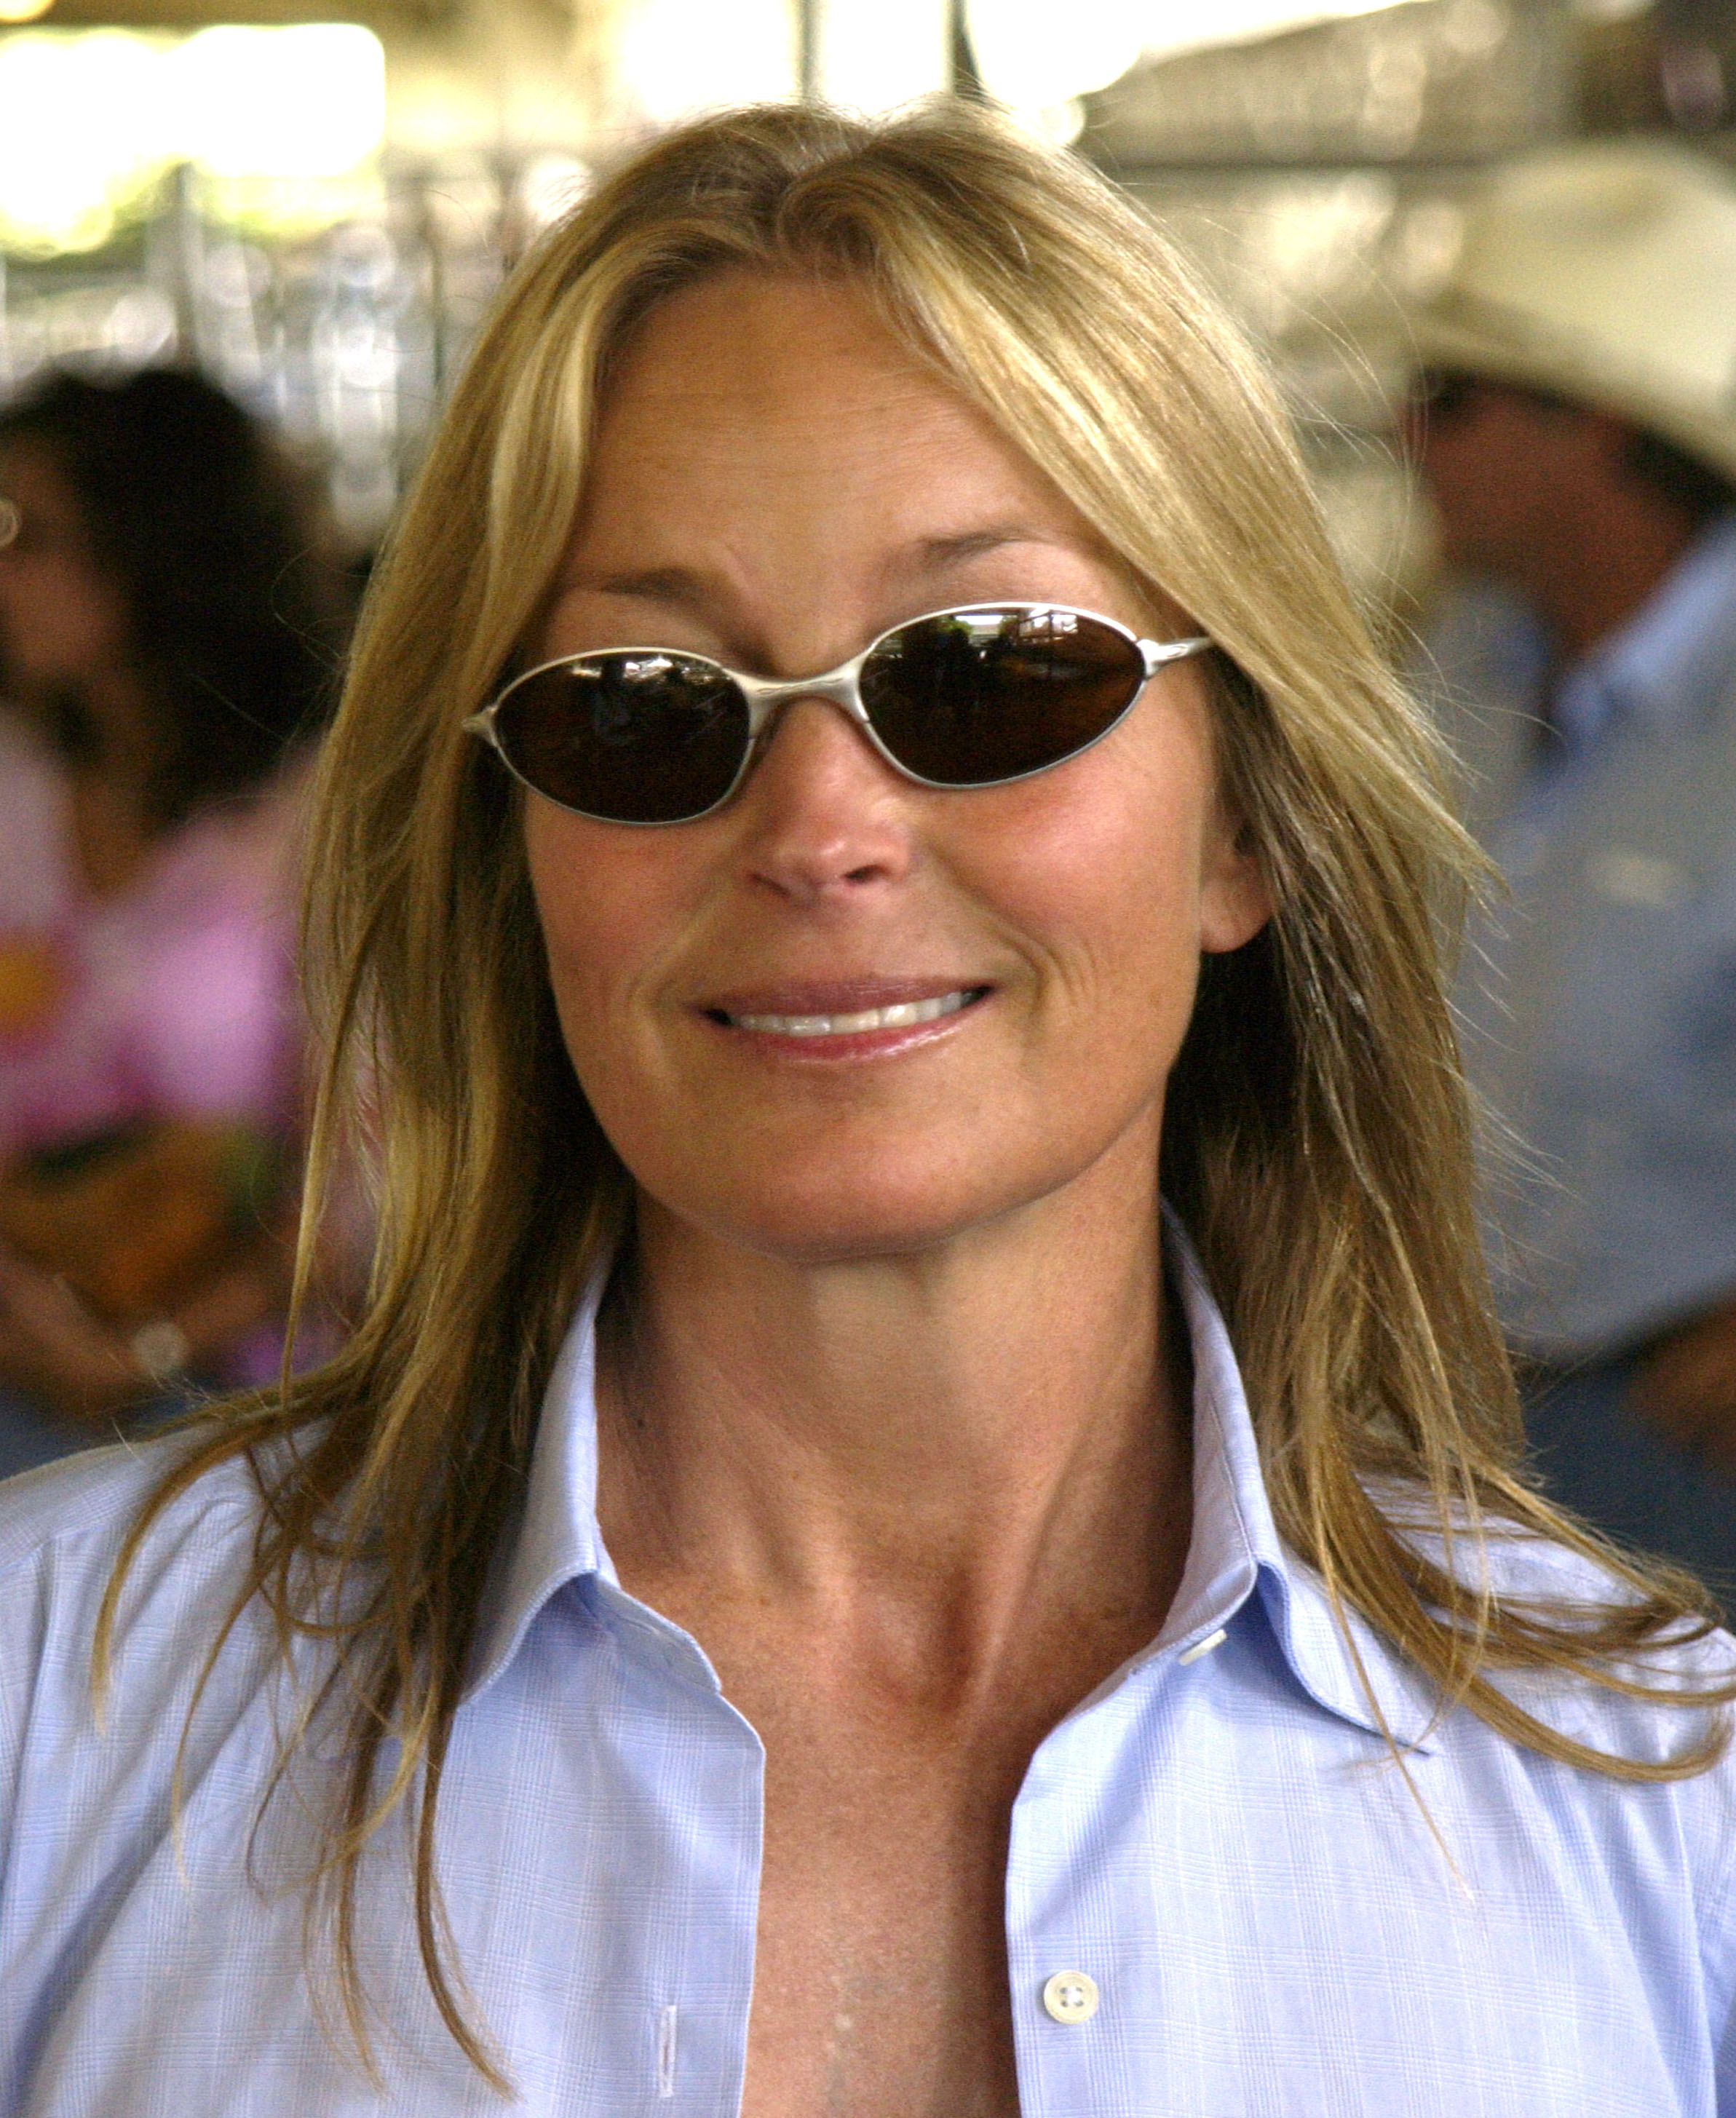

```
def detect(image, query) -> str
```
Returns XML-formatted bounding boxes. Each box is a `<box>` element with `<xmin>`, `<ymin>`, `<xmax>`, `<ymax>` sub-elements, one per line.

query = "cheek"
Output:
<box><xmin>523</xmin><ymin>805</ymin><xmax>697</xmax><ymax>1085</ymax></box>
<box><xmin>5</xmin><ymin>560</ymin><xmax>128</xmax><ymax>671</ymax></box>
<box><xmin>1426</xmin><ymin>419</ymin><xmax>1533</xmax><ymax>534</ymax></box>
<box><xmin>970</xmin><ymin>726</ymin><xmax>1214</xmax><ymax>1028</ymax></box>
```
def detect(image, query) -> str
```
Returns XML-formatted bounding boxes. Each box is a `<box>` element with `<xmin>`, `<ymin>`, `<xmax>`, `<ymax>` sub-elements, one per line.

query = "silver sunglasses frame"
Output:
<box><xmin>461</xmin><ymin>601</ymin><xmax>1213</xmax><ymax>825</ymax></box>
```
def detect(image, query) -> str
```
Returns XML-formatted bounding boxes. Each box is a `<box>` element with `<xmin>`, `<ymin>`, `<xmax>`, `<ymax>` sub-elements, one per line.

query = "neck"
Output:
<box><xmin>79</xmin><ymin>663</ymin><xmax>161</xmax><ymax>795</ymax></box>
<box><xmin>595</xmin><ymin>1128</ymin><xmax>1189</xmax><ymax>1674</ymax></box>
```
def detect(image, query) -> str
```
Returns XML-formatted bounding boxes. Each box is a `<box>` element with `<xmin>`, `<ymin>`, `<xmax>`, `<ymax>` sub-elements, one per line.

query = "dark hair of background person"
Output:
<box><xmin>0</xmin><ymin>366</ymin><xmax>348</xmax><ymax>830</ymax></box>
<box><xmin>1627</xmin><ymin>427</ymin><xmax>1736</xmax><ymax>528</ymax></box>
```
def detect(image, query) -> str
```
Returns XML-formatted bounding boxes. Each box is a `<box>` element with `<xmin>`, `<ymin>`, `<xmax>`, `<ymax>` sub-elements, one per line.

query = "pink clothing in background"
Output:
<box><xmin>0</xmin><ymin>710</ymin><xmax>304</xmax><ymax>1162</ymax></box>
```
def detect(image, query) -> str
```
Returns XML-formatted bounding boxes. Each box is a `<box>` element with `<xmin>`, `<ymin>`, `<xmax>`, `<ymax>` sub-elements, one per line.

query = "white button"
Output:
<box><xmin>1042</xmin><ymin>1970</ymin><xmax>1100</xmax><ymax>2024</ymax></box>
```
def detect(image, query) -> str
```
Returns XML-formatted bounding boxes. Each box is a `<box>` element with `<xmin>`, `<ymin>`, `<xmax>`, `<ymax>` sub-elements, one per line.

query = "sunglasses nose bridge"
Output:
<box><xmin>738</xmin><ymin>654</ymin><xmax>876</xmax><ymax>753</ymax></box>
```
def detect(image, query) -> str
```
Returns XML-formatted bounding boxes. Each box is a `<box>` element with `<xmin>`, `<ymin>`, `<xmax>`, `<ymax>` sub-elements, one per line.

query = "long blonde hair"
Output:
<box><xmin>103</xmin><ymin>97</ymin><xmax>1731</xmax><ymax>2086</ymax></box>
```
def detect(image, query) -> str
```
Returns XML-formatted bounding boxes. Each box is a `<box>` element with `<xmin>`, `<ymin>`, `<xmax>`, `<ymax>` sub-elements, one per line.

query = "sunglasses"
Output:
<box><xmin>463</xmin><ymin>602</ymin><xmax>1213</xmax><ymax>825</ymax></box>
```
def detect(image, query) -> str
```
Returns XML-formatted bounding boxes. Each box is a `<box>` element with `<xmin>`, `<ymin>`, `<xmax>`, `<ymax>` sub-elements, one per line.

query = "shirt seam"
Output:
<box><xmin>0</xmin><ymin>1454</ymin><xmax>260</xmax><ymax>1588</ymax></box>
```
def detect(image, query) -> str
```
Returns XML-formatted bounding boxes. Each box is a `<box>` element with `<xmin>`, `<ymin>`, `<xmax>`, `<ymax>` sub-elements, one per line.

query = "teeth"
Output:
<box><xmin>732</xmin><ymin>989</ymin><xmax>975</xmax><ymax>1036</ymax></box>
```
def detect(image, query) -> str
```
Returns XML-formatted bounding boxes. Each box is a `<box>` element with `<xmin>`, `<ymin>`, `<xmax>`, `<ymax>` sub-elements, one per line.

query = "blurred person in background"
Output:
<box><xmin>0</xmin><ymin>366</ymin><xmax>345</xmax><ymax>1477</ymax></box>
<box><xmin>1409</xmin><ymin>143</ymin><xmax>1736</xmax><ymax>1590</ymax></box>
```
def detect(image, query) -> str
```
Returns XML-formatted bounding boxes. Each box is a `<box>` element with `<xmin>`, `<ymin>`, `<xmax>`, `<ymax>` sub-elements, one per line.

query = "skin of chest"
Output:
<box><xmin>630</xmin><ymin>1552</ymin><xmax>1185</xmax><ymax>2118</ymax></box>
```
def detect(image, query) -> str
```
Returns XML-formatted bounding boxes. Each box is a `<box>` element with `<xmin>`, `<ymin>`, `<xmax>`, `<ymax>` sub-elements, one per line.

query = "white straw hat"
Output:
<box><xmin>1412</xmin><ymin>140</ymin><xmax>1736</xmax><ymax>480</ymax></box>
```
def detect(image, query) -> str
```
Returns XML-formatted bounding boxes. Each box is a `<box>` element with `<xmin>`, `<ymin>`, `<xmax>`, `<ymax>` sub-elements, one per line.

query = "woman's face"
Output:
<box><xmin>524</xmin><ymin>272</ymin><xmax>1269</xmax><ymax>1264</ymax></box>
<box><xmin>0</xmin><ymin>439</ymin><xmax>130</xmax><ymax>700</ymax></box>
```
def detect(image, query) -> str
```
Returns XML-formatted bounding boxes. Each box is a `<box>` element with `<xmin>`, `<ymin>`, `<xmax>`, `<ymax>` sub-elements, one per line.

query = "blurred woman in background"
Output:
<box><xmin>0</xmin><ymin>366</ymin><xmax>346</xmax><ymax>1474</ymax></box>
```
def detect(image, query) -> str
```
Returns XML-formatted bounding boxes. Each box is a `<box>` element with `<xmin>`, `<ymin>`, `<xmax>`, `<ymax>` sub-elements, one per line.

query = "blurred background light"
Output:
<box><xmin>969</xmin><ymin>0</ymin><xmax>1411</xmax><ymax>119</ymax></box>
<box><xmin>0</xmin><ymin>0</ymin><xmax>1717</xmax><ymax>582</ymax></box>
<box><xmin>616</xmin><ymin>0</ymin><xmax>798</xmax><ymax>126</ymax></box>
<box><xmin>966</xmin><ymin>0</ymin><xmax>1148</xmax><ymax>112</ymax></box>
<box><xmin>0</xmin><ymin>25</ymin><xmax>384</xmax><ymax>257</ymax></box>
<box><xmin>1127</xmin><ymin>0</ymin><xmax>1404</xmax><ymax>66</ymax></box>
<box><xmin>0</xmin><ymin>33</ymin><xmax>169</xmax><ymax>255</ymax></box>
<box><xmin>515</xmin><ymin>151</ymin><xmax>592</xmax><ymax>237</ymax></box>
<box><xmin>809</xmin><ymin>0</ymin><xmax>951</xmax><ymax>110</ymax></box>
<box><xmin>172</xmin><ymin>28</ymin><xmax>386</xmax><ymax>181</ymax></box>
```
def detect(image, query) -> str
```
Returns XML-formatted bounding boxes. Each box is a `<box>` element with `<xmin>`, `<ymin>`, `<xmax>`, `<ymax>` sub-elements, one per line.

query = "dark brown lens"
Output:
<box><xmin>492</xmin><ymin>652</ymin><xmax>749</xmax><ymax>823</ymax></box>
<box><xmin>858</xmin><ymin>607</ymin><xmax>1144</xmax><ymax>787</ymax></box>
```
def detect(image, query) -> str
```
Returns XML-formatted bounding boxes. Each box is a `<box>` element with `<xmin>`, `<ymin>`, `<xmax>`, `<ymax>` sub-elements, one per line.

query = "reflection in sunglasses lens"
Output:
<box><xmin>497</xmin><ymin>654</ymin><xmax>748</xmax><ymax>823</ymax></box>
<box><xmin>863</xmin><ymin>609</ymin><xmax>1143</xmax><ymax>785</ymax></box>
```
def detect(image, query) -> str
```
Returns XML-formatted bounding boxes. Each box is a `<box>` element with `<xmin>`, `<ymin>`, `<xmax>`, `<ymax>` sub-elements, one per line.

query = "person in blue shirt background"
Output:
<box><xmin>1409</xmin><ymin>142</ymin><xmax>1736</xmax><ymax>1597</ymax></box>
<box><xmin>4</xmin><ymin>104</ymin><xmax>1736</xmax><ymax>2117</ymax></box>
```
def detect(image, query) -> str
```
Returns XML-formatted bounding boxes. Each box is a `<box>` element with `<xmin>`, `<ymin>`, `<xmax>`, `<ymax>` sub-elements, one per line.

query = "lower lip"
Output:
<box><xmin>699</xmin><ymin>988</ymin><xmax>993</xmax><ymax>1061</ymax></box>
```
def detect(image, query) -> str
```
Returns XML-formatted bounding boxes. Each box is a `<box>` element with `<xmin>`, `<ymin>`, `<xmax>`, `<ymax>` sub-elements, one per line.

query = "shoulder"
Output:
<box><xmin>1378</xmin><ymin>1494</ymin><xmax>1736</xmax><ymax>1959</ymax></box>
<box><xmin>1482</xmin><ymin>1529</ymin><xmax>1736</xmax><ymax>2001</ymax></box>
<box><xmin>1476</xmin><ymin>1518</ymin><xmax>1735</xmax><ymax>1724</ymax></box>
<box><xmin>1361</xmin><ymin>1482</ymin><xmax>1734</xmax><ymax>1765</ymax></box>
<box><xmin>1379</xmin><ymin>1493</ymin><xmax>1736</xmax><ymax>1882</ymax></box>
<box><xmin>0</xmin><ymin>1424</ymin><xmax>261</xmax><ymax>1582</ymax></box>
<box><xmin>0</xmin><ymin>1430</ymin><xmax>347</xmax><ymax>2074</ymax></box>
<box><xmin>167</xmin><ymin>757</ymin><xmax>310</xmax><ymax>902</ymax></box>
<box><xmin>0</xmin><ymin>1431</ymin><xmax>272</xmax><ymax>1764</ymax></box>
<box><xmin>0</xmin><ymin>1427</ymin><xmax>341</xmax><ymax>1923</ymax></box>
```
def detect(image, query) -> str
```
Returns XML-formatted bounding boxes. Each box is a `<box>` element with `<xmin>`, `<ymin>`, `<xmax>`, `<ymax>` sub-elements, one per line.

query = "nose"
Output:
<box><xmin>734</xmin><ymin>693</ymin><xmax>916</xmax><ymax>904</ymax></box>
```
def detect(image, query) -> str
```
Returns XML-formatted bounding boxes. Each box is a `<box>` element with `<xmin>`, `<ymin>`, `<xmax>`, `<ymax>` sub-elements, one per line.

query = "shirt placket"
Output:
<box><xmin>586</xmin><ymin>1579</ymin><xmax>765</xmax><ymax>2116</ymax></box>
<box><xmin>1004</xmin><ymin>1621</ymin><xmax>1236</xmax><ymax>2118</ymax></box>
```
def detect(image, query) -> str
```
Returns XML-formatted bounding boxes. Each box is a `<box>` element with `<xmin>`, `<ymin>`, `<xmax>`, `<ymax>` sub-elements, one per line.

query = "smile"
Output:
<box><xmin>708</xmin><ymin>986</ymin><xmax>991</xmax><ymax>1037</ymax></box>
<box><xmin>725</xmin><ymin>988</ymin><xmax>983</xmax><ymax>1035</ymax></box>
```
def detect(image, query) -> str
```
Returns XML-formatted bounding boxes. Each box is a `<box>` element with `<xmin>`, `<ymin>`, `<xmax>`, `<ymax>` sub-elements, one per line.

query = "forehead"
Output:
<box><xmin>601</xmin><ymin>271</ymin><xmax>964</xmax><ymax>440</ymax></box>
<box><xmin>546</xmin><ymin>271</ymin><xmax>1175</xmax><ymax>656</ymax></box>
<box><xmin>574</xmin><ymin>271</ymin><xmax>1087</xmax><ymax>546</ymax></box>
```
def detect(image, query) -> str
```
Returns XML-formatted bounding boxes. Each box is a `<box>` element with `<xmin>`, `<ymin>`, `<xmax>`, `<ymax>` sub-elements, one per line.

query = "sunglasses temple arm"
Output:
<box><xmin>1139</xmin><ymin>635</ymin><xmax>1213</xmax><ymax>677</ymax></box>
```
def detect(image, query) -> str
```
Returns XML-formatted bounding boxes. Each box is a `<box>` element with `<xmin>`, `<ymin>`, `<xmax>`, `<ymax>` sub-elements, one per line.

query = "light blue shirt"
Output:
<box><xmin>4</xmin><ymin>1236</ymin><xmax>1736</xmax><ymax>2114</ymax></box>
<box><xmin>1439</xmin><ymin>517</ymin><xmax>1736</xmax><ymax>1355</ymax></box>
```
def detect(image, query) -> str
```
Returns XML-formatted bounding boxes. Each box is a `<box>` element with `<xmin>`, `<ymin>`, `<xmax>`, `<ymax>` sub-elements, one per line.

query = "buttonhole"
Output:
<box><xmin>658</xmin><ymin>2004</ymin><xmax>678</xmax><ymax>2098</ymax></box>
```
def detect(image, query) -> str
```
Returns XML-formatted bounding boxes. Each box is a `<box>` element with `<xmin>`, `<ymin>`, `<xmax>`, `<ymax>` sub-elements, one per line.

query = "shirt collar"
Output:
<box><xmin>464</xmin><ymin>1226</ymin><xmax>1439</xmax><ymax>1750</ymax></box>
<box><xmin>465</xmin><ymin>1277</ymin><xmax>611</xmax><ymax>1701</ymax></box>
<box><xmin>1554</xmin><ymin>510</ymin><xmax>1736</xmax><ymax>753</ymax></box>
<box><xmin>1161</xmin><ymin>1217</ymin><xmax>1439</xmax><ymax>1750</ymax></box>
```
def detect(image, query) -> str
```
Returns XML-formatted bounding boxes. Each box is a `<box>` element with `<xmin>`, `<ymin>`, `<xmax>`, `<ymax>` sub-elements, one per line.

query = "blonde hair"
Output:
<box><xmin>103</xmin><ymin>98</ymin><xmax>1731</xmax><ymax>2085</ymax></box>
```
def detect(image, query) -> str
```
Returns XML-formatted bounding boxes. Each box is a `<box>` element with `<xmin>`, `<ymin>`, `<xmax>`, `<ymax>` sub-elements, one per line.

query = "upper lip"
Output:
<box><xmin>699</xmin><ymin>977</ymin><xmax>990</xmax><ymax>1018</ymax></box>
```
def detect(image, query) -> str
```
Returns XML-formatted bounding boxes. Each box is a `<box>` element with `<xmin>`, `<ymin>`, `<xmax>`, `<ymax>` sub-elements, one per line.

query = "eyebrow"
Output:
<box><xmin>914</xmin><ymin>525</ymin><xmax>1046</xmax><ymax>567</ymax></box>
<box><xmin>571</xmin><ymin>526</ymin><xmax>1050</xmax><ymax>608</ymax></box>
<box><xmin>577</xmin><ymin>564</ymin><xmax>706</xmax><ymax>603</ymax></box>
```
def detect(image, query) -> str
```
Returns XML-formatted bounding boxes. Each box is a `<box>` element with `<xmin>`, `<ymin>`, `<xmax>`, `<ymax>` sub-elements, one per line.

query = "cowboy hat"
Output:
<box><xmin>1412</xmin><ymin>139</ymin><xmax>1736</xmax><ymax>480</ymax></box>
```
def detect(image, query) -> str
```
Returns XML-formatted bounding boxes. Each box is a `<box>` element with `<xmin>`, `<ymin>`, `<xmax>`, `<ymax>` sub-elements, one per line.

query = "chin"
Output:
<box><xmin>676</xmin><ymin>1178</ymin><xmax>990</xmax><ymax>1266</ymax></box>
<box><xmin>724</xmin><ymin>1205</ymin><xmax>989</xmax><ymax>1268</ymax></box>
<box><xmin>641</xmin><ymin>1130</ymin><xmax>1097</xmax><ymax>1270</ymax></box>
